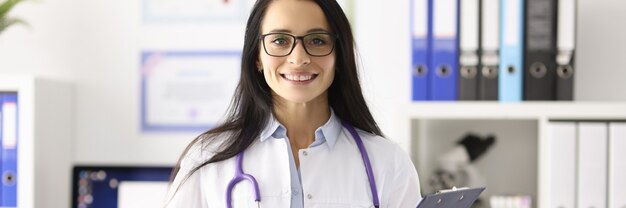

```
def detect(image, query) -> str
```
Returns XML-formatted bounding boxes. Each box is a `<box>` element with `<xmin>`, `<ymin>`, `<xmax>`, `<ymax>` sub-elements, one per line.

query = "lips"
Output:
<box><xmin>280</xmin><ymin>72</ymin><xmax>319</xmax><ymax>82</ymax></box>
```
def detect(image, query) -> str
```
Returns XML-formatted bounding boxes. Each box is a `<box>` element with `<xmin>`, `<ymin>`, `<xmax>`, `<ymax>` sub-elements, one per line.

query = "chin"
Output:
<box><xmin>277</xmin><ymin>91</ymin><xmax>326</xmax><ymax>105</ymax></box>
<box><xmin>283</xmin><ymin>96</ymin><xmax>317</xmax><ymax>104</ymax></box>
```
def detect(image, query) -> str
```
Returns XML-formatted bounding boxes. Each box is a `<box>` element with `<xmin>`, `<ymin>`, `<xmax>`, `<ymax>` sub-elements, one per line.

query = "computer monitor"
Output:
<box><xmin>71</xmin><ymin>166</ymin><xmax>173</xmax><ymax>208</ymax></box>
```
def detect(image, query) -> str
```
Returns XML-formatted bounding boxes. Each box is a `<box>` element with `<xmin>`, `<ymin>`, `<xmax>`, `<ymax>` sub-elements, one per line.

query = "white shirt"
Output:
<box><xmin>261</xmin><ymin>109</ymin><xmax>345</xmax><ymax>208</ymax></box>
<box><xmin>165</xmin><ymin>120</ymin><xmax>422</xmax><ymax>207</ymax></box>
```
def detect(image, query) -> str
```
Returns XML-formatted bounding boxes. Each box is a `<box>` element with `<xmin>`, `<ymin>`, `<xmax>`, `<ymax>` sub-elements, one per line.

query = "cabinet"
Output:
<box><xmin>398</xmin><ymin>102</ymin><xmax>626</xmax><ymax>208</ymax></box>
<box><xmin>0</xmin><ymin>75</ymin><xmax>73</xmax><ymax>208</ymax></box>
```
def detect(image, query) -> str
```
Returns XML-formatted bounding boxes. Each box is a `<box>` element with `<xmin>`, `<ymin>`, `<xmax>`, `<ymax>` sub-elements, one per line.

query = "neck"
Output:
<box><xmin>273</xmin><ymin>94</ymin><xmax>330</xmax><ymax>150</ymax></box>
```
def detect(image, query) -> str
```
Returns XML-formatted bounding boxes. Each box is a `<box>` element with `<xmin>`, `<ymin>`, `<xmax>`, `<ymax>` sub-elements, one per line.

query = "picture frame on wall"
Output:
<box><xmin>141</xmin><ymin>0</ymin><xmax>250</xmax><ymax>23</ymax></box>
<box><xmin>140</xmin><ymin>51</ymin><xmax>241</xmax><ymax>132</ymax></box>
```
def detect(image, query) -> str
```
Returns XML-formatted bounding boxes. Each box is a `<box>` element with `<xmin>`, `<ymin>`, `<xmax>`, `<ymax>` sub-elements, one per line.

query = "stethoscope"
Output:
<box><xmin>226</xmin><ymin>121</ymin><xmax>380</xmax><ymax>208</ymax></box>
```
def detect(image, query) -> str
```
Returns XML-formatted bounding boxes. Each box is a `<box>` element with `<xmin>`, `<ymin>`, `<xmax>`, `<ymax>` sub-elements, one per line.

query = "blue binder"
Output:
<box><xmin>0</xmin><ymin>93</ymin><xmax>3</xmax><ymax>203</ymax></box>
<box><xmin>499</xmin><ymin>0</ymin><xmax>525</xmax><ymax>102</ymax></box>
<box><xmin>428</xmin><ymin>0</ymin><xmax>459</xmax><ymax>100</ymax></box>
<box><xmin>0</xmin><ymin>92</ymin><xmax>18</xmax><ymax>207</ymax></box>
<box><xmin>411</xmin><ymin>0</ymin><xmax>430</xmax><ymax>101</ymax></box>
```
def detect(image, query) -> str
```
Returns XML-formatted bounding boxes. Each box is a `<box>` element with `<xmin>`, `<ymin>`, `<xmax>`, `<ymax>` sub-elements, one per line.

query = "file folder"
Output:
<box><xmin>549</xmin><ymin>122</ymin><xmax>576</xmax><ymax>208</ymax></box>
<box><xmin>480</xmin><ymin>0</ymin><xmax>500</xmax><ymax>100</ymax></box>
<box><xmin>479</xmin><ymin>64</ymin><xmax>498</xmax><ymax>100</ymax></box>
<box><xmin>555</xmin><ymin>0</ymin><xmax>576</xmax><ymax>100</ymax></box>
<box><xmin>609</xmin><ymin>122</ymin><xmax>626</xmax><ymax>208</ymax></box>
<box><xmin>0</xmin><ymin>93</ymin><xmax>3</xmax><ymax>201</ymax></box>
<box><xmin>524</xmin><ymin>0</ymin><xmax>557</xmax><ymax>100</ymax></box>
<box><xmin>0</xmin><ymin>92</ymin><xmax>18</xmax><ymax>206</ymax></box>
<box><xmin>458</xmin><ymin>0</ymin><xmax>480</xmax><ymax>100</ymax></box>
<box><xmin>417</xmin><ymin>187</ymin><xmax>485</xmax><ymax>208</ymax></box>
<box><xmin>428</xmin><ymin>0</ymin><xmax>458</xmax><ymax>100</ymax></box>
<box><xmin>411</xmin><ymin>0</ymin><xmax>430</xmax><ymax>101</ymax></box>
<box><xmin>458</xmin><ymin>66</ymin><xmax>479</xmax><ymax>100</ymax></box>
<box><xmin>577</xmin><ymin>122</ymin><xmax>608</xmax><ymax>208</ymax></box>
<box><xmin>499</xmin><ymin>0</ymin><xmax>524</xmax><ymax>101</ymax></box>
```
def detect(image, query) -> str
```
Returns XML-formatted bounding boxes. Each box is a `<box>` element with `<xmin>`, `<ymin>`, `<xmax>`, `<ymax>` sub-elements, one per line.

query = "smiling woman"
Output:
<box><xmin>259</xmin><ymin>3</ymin><xmax>336</xmax><ymax>108</ymax></box>
<box><xmin>164</xmin><ymin>0</ymin><xmax>422</xmax><ymax>207</ymax></box>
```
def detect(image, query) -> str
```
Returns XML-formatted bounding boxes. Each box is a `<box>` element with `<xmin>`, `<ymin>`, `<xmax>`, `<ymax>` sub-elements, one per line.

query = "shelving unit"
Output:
<box><xmin>398</xmin><ymin>102</ymin><xmax>626</xmax><ymax>208</ymax></box>
<box><xmin>0</xmin><ymin>75</ymin><xmax>73</xmax><ymax>208</ymax></box>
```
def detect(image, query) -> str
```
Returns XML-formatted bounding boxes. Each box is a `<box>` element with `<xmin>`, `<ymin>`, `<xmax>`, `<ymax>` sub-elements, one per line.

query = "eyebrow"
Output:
<box><xmin>268</xmin><ymin>28</ymin><xmax>330</xmax><ymax>34</ymax></box>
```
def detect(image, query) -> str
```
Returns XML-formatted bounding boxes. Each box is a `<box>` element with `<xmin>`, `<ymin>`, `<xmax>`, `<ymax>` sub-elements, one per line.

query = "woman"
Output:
<box><xmin>165</xmin><ymin>0</ymin><xmax>421</xmax><ymax>207</ymax></box>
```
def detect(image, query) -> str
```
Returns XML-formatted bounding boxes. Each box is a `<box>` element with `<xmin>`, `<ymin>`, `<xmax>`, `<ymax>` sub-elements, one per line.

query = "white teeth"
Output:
<box><xmin>285</xmin><ymin>74</ymin><xmax>314</xmax><ymax>81</ymax></box>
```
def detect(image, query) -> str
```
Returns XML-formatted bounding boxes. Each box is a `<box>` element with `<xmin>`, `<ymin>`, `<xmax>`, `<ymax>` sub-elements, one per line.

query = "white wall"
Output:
<box><xmin>0</xmin><ymin>0</ymin><xmax>624</xmax><ymax>174</ymax></box>
<box><xmin>1</xmin><ymin>0</ymin><xmax>250</xmax><ymax>165</ymax></box>
<box><xmin>354</xmin><ymin>0</ymin><xmax>411</xmax><ymax>143</ymax></box>
<box><xmin>68</xmin><ymin>0</ymin><xmax>249</xmax><ymax>165</ymax></box>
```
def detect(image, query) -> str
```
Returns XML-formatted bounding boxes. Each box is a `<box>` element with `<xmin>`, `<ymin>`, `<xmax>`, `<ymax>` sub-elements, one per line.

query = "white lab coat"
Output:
<box><xmin>165</xmin><ymin>127</ymin><xmax>422</xmax><ymax>207</ymax></box>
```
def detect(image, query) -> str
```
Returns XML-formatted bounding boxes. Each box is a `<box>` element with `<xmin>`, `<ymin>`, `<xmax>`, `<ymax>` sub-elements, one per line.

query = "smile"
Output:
<box><xmin>281</xmin><ymin>73</ymin><xmax>319</xmax><ymax>82</ymax></box>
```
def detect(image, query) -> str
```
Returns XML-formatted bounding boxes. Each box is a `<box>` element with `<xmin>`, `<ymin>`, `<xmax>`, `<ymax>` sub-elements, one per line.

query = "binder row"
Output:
<box><xmin>410</xmin><ymin>0</ymin><xmax>576</xmax><ymax>101</ymax></box>
<box><xmin>549</xmin><ymin>122</ymin><xmax>626</xmax><ymax>208</ymax></box>
<box><xmin>0</xmin><ymin>92</ymin><xmax>18</xmax><ymax>207</ymax></box>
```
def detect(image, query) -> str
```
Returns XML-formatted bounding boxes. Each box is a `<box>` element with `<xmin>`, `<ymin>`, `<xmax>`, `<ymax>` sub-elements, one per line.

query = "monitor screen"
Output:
<box><xmin>71</xmin><ymin>166</ymin><xmax>173</xmax><ymax>208</ymax></box>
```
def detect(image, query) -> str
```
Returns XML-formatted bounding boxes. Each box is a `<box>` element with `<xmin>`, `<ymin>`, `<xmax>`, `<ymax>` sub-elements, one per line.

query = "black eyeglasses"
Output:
<box><xmin>259</xmin><ymin>32</ymin><xmax>337</xmax><ymax>57</ymax></box>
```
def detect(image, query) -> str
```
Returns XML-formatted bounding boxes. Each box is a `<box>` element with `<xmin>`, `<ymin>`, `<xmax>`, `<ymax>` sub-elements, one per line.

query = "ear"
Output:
<box><xmin>256</xmin><ymin>60</ymin><xmax>263</xmax><ymax>72</ymax></box>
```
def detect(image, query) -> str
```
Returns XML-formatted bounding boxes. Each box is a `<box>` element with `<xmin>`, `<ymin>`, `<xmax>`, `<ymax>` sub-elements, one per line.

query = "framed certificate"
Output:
<box><xmin>140</xmin><ymin>51</ymin><xmax>241</xmax><ymax>132</ymax></box>
<box><xmin>141</xmin><ymin>0</ymin><xmax>251</xmax><ymax>22</ymax></box>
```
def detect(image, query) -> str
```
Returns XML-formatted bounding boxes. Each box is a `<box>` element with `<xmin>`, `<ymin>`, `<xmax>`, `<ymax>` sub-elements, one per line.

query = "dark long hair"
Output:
<box><xmin>170</xmin><ymin>0</ymin><xmax>383</xmax><ymax>189</ymax></box>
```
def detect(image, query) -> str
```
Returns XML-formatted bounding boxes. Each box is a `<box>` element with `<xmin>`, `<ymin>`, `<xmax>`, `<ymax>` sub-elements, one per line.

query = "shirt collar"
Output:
<box><xmin>259</xmin><ymin>114</ymin><xmax>284</xmax><ymax>142</ymax></box>
<box><xmin>259</xmin><ymin>109</ymin><xmax>343</xmax><ymax>150</ymax></box>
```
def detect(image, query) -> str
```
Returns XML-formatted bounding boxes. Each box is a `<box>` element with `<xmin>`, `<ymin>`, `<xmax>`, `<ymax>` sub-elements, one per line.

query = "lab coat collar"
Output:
<box><xmin>259</xmin><ymin>109</ymin><xmax>342</xmax><ymax>150</ymax></box>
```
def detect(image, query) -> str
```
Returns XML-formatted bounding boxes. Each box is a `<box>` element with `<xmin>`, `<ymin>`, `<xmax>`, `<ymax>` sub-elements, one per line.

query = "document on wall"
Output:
<box><xmin>141</xmin><ymin>51</ymin><xmax>240</xmax><ymax>132</ymax></box>
<box><xmin>142</xmin><ymin>0</ymin><xmax>250</xmax><ymax>22</ymax></box>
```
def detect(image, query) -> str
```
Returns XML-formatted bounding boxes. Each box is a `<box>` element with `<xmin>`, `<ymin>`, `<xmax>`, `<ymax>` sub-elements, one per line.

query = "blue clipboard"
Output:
<box><xmin>417</xmin><ymin>187</ymin><xmax>485</xmax><ymax>208</ymax></box>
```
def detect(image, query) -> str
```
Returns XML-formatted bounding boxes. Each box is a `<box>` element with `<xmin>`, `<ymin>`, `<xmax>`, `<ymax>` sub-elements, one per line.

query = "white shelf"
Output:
<box><xmin>403</xmin><ymin>102</ymin><xmax>626</xmax><ymax>120</ymax></box>
<box><xmin>397</xmin><ymin>101</ymin><xmax>626</xmax><ymax>208</ymax></box>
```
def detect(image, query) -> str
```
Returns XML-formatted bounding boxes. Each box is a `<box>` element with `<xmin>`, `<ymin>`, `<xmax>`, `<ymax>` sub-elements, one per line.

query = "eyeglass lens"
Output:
<box><xmin>262</xmin><ymin>33</ymin><xmax>335</xmax><ymax>57</ymax></box>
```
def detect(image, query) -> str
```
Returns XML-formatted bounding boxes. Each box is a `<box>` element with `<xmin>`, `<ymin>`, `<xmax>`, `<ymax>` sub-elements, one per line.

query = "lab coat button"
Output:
<box><xmin>302</xmin><ymin>151</ymin><xmax>308</xmax><ymax>156</ymax></box>
<box><xmin>307</xmin><ymin>194</ymin><xmax>313</xmax><ymax>199</ymax></box>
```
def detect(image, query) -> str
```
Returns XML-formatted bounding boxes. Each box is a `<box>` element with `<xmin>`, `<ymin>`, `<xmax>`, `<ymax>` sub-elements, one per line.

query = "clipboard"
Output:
<box><xmin>417</xmin><ymin>187</ymin><xmax>486</xmax><ymax>208</ymax></box>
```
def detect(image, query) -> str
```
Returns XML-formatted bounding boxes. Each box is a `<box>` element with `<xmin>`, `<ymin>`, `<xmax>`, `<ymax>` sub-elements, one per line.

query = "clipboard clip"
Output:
<box><xmin>436</xmin><ymin>186</ymin><xmax>469</xmax><ymax>194</ymax></box>
<box><xmin>436</xmin><ymin>187</ymin><xmax>471</xmax><ymax>202</ymax></box>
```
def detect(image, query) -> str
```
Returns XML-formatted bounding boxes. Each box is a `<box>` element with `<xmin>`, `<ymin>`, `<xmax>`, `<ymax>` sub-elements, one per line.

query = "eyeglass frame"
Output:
<box><xmin>259</xmin><ymin>32</ymin><xmax>338</xmax><ymax>57</ymax></box>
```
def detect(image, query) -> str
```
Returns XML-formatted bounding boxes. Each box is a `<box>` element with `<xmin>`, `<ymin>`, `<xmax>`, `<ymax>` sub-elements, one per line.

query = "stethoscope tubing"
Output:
<box><xmin>342</xmin><ymin>121</ymin><xmax>380</xmax><ymax>207</ymax></box>
<box><xmin>226</xmin><ymin>151</ymin><xmax>261</xmax><ymax>208</ymax></box>
<box><xmin>225</xmin><ymin>122</ymin><xmax>380</xmax><ymax>208</ymax></box>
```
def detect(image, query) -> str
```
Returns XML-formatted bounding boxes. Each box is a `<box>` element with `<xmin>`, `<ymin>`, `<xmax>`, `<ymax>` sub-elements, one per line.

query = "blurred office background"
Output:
<box><xmin>1</xmin><ymin>0</ymin><xmax>625</xmax><ymax>207</ymax></box>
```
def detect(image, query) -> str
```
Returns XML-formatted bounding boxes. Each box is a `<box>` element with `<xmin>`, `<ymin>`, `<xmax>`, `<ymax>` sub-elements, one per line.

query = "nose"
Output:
<box><xmin>287</xmin><ymin>41</ymin><xmax>311</xmax><ymax>66</ymax></box>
